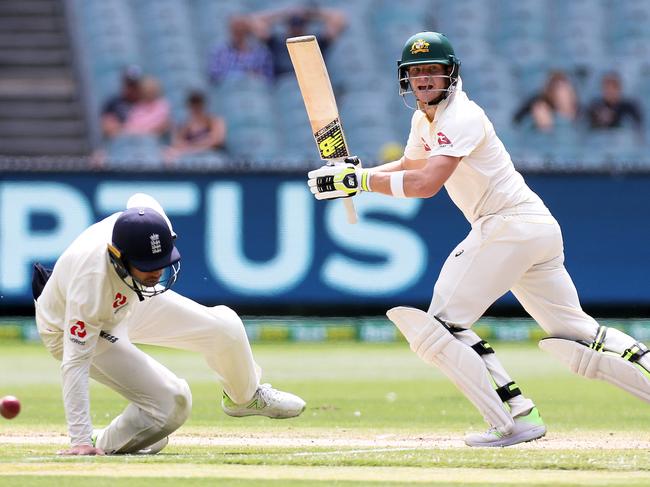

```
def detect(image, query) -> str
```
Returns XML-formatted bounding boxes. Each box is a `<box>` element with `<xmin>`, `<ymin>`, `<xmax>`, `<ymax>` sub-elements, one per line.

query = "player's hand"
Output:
<box><xmin>307</xmin><ymin>157</ymin><xmax>370</xmax><ymax>200</ymax></box>
<box><xmin>58</xmin><ymin>444</ymin><xmax>106</xmax><ymax>456</ymax></box>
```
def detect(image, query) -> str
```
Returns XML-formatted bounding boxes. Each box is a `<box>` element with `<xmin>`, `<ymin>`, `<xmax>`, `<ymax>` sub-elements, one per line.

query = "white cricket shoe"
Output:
<box><xmin>464</xmin><ymin>407</ymin><xmax>547</xmax><ymax>447</ymax></box>
<box><xmin>136</xmin><ymin>436</ymin><xmax>169</xmax><ymax>455</ymax></box>
<box><xmin>222</xmin><ymin>383</ymin><xmax>306</xmax><ymax>419</ymax></box>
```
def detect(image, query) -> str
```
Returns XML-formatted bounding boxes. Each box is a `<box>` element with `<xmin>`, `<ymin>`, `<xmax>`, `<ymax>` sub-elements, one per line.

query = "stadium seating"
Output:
<box><xmin>67</xmin><ymin>0</ymin><xmax>650</xmax><ymax>169</ymax></box>
<box><xmin>105</xmin><ymin>134</ymin><xmax>163</xmax><ymax>167</ymax></box>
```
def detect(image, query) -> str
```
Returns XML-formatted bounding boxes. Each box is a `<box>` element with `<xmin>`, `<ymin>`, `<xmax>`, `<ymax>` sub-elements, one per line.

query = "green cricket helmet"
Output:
<box><xmin>398</xmin><ymin>32</ymin><xmax>461</xmax><ymax>107</ymax></box>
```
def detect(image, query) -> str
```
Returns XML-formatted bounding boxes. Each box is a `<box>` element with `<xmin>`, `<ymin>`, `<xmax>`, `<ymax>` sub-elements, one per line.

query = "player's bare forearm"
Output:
<box><xmin>369</xmin><ymin>158</ymin><xmax>405</xmax><ymax>174</ymax></box>
<box><xmin>369</xmin><ymin>156</ymin><xmax>428</xmax><ymax>174</ymax></box>
<box><xmin>369</xmin><ymin>155</ymin><xmax>460</xmax><ymax>198</ymax></box>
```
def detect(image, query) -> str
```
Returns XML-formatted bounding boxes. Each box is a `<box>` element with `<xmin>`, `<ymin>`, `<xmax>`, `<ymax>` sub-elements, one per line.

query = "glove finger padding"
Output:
<box><xmin>308</xmin><ymin>179</ymin><xmax>354</xmax><ymax>199</ymax></box>
<box><xmin>307</xmin><ymin>163</ymin><xmax>359</xmax><ymax>200</ymax></box>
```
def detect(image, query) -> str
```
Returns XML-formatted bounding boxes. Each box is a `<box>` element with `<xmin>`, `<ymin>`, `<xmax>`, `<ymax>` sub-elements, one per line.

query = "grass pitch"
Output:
<box><xmin>1</xmin><ymin>336</ymin><xmax>650</xmax><ymax>486</ymax></box>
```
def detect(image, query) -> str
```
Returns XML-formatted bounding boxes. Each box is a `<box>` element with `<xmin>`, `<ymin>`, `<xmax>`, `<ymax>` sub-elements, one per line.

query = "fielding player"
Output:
<box><xmin>308</xmin><ymin>32</ymin><xmax>650</xmax><ymax>447</ymax></box>
<box><xmin>33</xmin><ymin>193</ymin><xmax>305</xmax><ymax>455</ymax></box>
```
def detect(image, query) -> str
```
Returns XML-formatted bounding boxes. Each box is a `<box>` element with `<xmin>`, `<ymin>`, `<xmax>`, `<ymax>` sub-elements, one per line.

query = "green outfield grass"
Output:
<box><xmin>1</xmin><ymin>338</ymin><xmax>650</xmax><ymax>486</ymax></box>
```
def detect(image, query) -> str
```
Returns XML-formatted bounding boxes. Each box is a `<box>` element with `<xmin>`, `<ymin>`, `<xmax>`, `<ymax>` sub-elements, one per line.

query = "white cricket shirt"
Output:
<box><xmin>404</xmin><ymin>78</ymin><xmax>550</xmax><ymax>222</ymax></box>
<box><xmin>35</xmin><ymin>213</ymin><xmax>137</xmax><ymax>446</ymax></box>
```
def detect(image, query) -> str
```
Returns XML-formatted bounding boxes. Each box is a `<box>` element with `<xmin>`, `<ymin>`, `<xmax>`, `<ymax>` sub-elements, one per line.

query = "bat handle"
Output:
<box><xmin>344</xmin><ymin>198</ymin><xmax>357</xmax><ymax>224</ymax></box>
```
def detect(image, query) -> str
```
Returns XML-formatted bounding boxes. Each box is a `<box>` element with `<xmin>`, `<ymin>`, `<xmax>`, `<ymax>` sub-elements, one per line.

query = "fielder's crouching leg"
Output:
<box><xmin>200</xmin><ymin>305</ymin><xmax>260</xmax><ymax>405</ymax></box>
<box><xmin>153</xmin><ymin>377</ymin><xmax>193</xmax><ymax>435</ymax></box>
<box><xmin>100</xmin><ymin>377</ymin><xmax>192</xmax><ymax>454</ymax></box>
<box><xmin>387</xmin><ymin>306</ymin><xmax>514</xmax><ymax>434</ymax></box>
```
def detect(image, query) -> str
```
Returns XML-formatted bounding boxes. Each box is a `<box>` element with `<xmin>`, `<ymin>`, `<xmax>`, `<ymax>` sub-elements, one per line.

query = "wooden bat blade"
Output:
<box><xmin>287</xmin><ymin>35</ymin><xmax>357</xmax><ymax>224</ymax></box>
<box><xmin>286</xmin><ymin>35</ymin><xmax>350</xmax><ymax>161</ymax></box>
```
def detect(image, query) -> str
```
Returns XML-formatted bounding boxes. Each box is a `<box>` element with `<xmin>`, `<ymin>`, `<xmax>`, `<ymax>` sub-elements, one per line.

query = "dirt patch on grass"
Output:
<box><xmin>1</xmin><ymin>431</ymin><xmax>648</xmax><ymax>450</ymax></box>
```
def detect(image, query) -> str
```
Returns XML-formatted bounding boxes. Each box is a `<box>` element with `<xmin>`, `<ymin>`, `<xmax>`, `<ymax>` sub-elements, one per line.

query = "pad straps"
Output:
<box><xmin>471</xmin><ymin>340</ymin><xmax>494</xmax><ymax>356</ymax></box>
<box><xmin>495</xmin><ymin>381</ymin><xmax>522</xmax><ymax>402</ymax></box>
<box><xmin>434</xmin><ymin>315</ymin><xmax>521</xmax><ymax>403</ymax></box>
<box><xmin>622</xmin><ymin>342</ymin><xmax>650</xmax><ymax>363</ymax></box>
<box><xmin>589</xmin><ymin>326</ymin><xmax>649</xmax><ymax>364</ymax></box>
<box><xmin>590</xmin><ymin>326</ymin><xmax>607</xmax><ymax>351</ymax></box>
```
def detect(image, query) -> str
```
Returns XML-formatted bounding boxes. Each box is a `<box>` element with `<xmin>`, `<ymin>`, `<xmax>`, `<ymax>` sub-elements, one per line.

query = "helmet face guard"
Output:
<box><xmin>108</xmin><ymin>243</ymin><xmax>180</xmax><ymax>300</ymax></box>
<box><xmin>399</xmin><ymin>63</ymin><xmax>459</xmax><ymax>109</ymax></box>
<box><xmin>131</xmin><ymin>261</ymin><xmax>181</xmax><ymax>299</ymax></box>
<box><xmin>397</xmin><ymin>32</ymin><xmax>461</xmax><ymax>109</ymax></box>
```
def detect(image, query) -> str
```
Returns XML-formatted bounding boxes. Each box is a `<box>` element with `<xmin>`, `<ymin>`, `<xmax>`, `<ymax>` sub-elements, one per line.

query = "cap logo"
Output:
<box><xmin>150</xmin><ymin>233</ymin><xmax>162</xmax><ymax>254</ymax></box>
<box><xmin>411</xmin><ymin>39</ymin><xmax>430</xmax><ymax>54</ymax></box>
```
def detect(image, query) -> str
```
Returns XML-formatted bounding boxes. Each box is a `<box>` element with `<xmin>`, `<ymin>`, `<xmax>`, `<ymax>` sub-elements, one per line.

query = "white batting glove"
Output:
<box><xmin>307</xmin><ymin>156</ymin><xmax>371</xmax><ymax>200</ymax></box>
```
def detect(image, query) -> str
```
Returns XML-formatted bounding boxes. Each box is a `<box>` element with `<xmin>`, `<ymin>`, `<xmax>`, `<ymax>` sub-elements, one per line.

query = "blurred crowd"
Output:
<box><xmin>514</xmin><ymin>70</ymin><xmax>643</xmax><ymax>136</ymax></box>
<box><xmin>96</xmin><ymin>66</ymin><xmax>227</xmax><ymax>167</ymax></box>
<box><xmin>93</xmin><ymin>5</ymin><xmax>348</xmax><ymax>169</ymax></box>
<box><xmin>89</xmin><ymin>2</ymin><xmax>646</xmax><ymax>170</ymax></box>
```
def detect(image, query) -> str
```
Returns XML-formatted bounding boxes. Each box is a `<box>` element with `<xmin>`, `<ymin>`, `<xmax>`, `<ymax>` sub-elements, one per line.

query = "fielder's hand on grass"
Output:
<box><xmin>307</xmin><ymin>156</ymin><xmax>371</xmax><ymax>200</ymax></box>
<box><xmin>58</xmin><ymin>444</ymin><xmax>105</xmax><ymax>456</ymax></box>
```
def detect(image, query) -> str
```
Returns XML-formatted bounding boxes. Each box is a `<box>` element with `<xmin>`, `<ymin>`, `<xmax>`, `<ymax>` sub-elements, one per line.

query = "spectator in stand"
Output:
<box><xmin>101</xmin><ymin>65</ymin><xmax>142</xmax><ymax>139</ymax></box>
<box><xmin>164</xmin><ymin>90</ymin><xmax>227</xmax><ymax>164</ymax></box>
<box><xmin>247</xmin><ymin>5</ymin><xmax>347</xmax><ymax>79</ymax></box>
<box><xmin>587</xmin><ymin>72</ymin><xmax>643</xmax><ymax>132</ymax></box>
<box><xmin>123</xmin><ymin>77</ymin><xmax>171</xmax><ymax>137</ymax></box>
<box><xmin>208</xmin><ymin>15</ymin><xmax>273</xmax><ymax>84</ymax></box>
<box><xmin>513</xmin><ymin>71</ymin><xmax>579</xmax><ymax>132</ymax></box>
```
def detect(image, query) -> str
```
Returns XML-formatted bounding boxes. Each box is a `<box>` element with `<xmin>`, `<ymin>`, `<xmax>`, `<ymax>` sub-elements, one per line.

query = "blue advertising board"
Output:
<box><xmin>0</xmin><ymin>172</ymin><xmax>648</xmax><ymax>309</ymax></box>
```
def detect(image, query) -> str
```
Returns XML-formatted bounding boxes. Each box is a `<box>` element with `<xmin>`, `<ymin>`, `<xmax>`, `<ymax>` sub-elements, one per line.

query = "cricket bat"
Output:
<box><xmin>286</xmin><ymin>35</ymin><xmax>358</xmax><ymax>224</ymax></box>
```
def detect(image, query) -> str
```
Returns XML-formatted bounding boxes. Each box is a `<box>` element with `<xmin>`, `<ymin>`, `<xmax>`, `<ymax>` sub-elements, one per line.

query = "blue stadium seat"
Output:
<box><xmin>190</xmin><ymin>0</ymin><xmax>244</xmax><ymax>62</ymax></box>
<box><xmin>105</xmin><ymin>135</ymin><xmax>164</xmax><ymax>168</ymax></box>
<box><xmin>174</xmin><ymin>149</ymin><xmax>229</xmax><ymax>169</ymax></box>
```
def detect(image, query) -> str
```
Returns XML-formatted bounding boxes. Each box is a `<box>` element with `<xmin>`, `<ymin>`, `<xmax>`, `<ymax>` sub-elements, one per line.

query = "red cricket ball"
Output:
<box><xmin>0</xmin><ymin>395</ymin><xmax>21</xmax><ymax>419</ymax></box>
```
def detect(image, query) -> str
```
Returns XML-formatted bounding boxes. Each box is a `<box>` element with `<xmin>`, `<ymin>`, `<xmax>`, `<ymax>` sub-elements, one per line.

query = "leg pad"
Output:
<box><xmin>388</xmin><ymin>306</ymin><xmax>514</xmax><ymax>433</ymax></box>
<box><xmin>539</xmin><ymin>337</ymin><xmax>650</xmax><ymax>404</ymax></box>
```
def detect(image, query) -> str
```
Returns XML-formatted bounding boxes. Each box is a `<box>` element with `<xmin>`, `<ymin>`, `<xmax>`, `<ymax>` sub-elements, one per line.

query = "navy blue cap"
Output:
<box><xmin>112</xmin><ymin>208</ymin><xmax>180</xmax><ymax>272</ymax></box>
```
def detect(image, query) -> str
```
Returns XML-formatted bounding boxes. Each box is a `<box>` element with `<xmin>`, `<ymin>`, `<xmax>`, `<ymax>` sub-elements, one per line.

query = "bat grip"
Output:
<box><xmin>344</xmin><ymin>198</ymin><xmax>357</xmax><ymax>224</ymax></box>
<box><xmin>326</xmin><ymin>159</ymin><xmax>358</xmax><ymax>224</ymax></box>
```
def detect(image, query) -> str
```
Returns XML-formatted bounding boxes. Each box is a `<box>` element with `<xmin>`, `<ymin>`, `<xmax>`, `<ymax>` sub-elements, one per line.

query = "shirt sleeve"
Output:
<box><xmin>403</xmin><ymin>112</ymin><xmax>429</xmax><ymax>160</ymax></box>
<box><xmin>61</xmin><ymin>274</ymin><xmax>105</xmax><ymax>446</ymax></box>
<box><xmin>429</xmin><ymin>109</ymin><xmax>485</xmax><ymax>158</ymax></box>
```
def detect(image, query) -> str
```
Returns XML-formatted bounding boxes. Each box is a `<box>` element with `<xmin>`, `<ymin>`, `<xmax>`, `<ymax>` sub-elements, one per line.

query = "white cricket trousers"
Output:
<box><xmin>39</xmin><ymin>291</ymin><xmax>260</xmax><ymax>453</ymax></box>
<box><xmin>427</xmin><ymin>212</ymin><xmax>602</xmax><ymax>419</ymax></box>
<box><xmin>429</xmin><ymin>212</ymin><xmax>599</xmax><ymax>341</ymax></box>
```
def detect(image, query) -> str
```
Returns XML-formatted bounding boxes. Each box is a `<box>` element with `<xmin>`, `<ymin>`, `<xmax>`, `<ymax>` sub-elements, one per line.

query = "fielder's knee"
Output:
<box><xmin>157</xmin><ymin>378</ymin><xmax>192</xmax><ymax>433</ymax></box>
<box><xmin>207</xmin><ymin>305</ymin><xmax>247</xmax><ymax>343</ymax></box>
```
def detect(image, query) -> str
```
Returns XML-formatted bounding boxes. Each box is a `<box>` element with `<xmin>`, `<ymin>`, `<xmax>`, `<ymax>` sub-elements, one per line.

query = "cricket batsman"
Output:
<box><xmin>307</xmin><ymin>32</ymin><xmax>650</xmax><ymax>447</ymax></box>
<box><xmin>33</xmin><ymin>193</ymin><xmax>305</xmax><ymax>455</ymax></box>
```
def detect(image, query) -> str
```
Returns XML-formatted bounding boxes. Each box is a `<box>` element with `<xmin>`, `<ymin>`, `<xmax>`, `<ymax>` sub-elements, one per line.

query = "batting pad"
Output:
<box><xmin>387</xmin><ymin>306</ymin><xmax>514</xmax><ymax>433</ymax></box>
<box><xmin>539</xmin><ymin>337</ymin><xmax>650</xmax><ymax>404</ymax></box>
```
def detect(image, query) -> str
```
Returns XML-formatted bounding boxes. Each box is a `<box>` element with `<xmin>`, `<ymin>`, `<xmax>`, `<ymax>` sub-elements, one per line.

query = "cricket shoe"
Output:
<box><xmin>135</xmin><ymin>436</ymin><xmax>169</xmax><ymax>455</ymax></box>
<box><xmin>222</xmin><ymin>383</ymin><xmax>306</xmax><ymax>419</ymax></box>
<box><xmin>92</xmin><ymin>429</ymin><xmax>169</xmax><ymax>455</ymax></box>
<box><xmin>464</xmin><ymin>407</ymin><xmax>547</xmax><ymax>447</ymax></box>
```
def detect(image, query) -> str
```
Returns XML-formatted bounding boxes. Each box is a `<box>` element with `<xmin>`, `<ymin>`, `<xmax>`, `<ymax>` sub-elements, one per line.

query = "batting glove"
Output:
<box><xmin>307</xmin><ymin>156</ymin><xmax>371</xmax><ymax>200</ymax></box>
